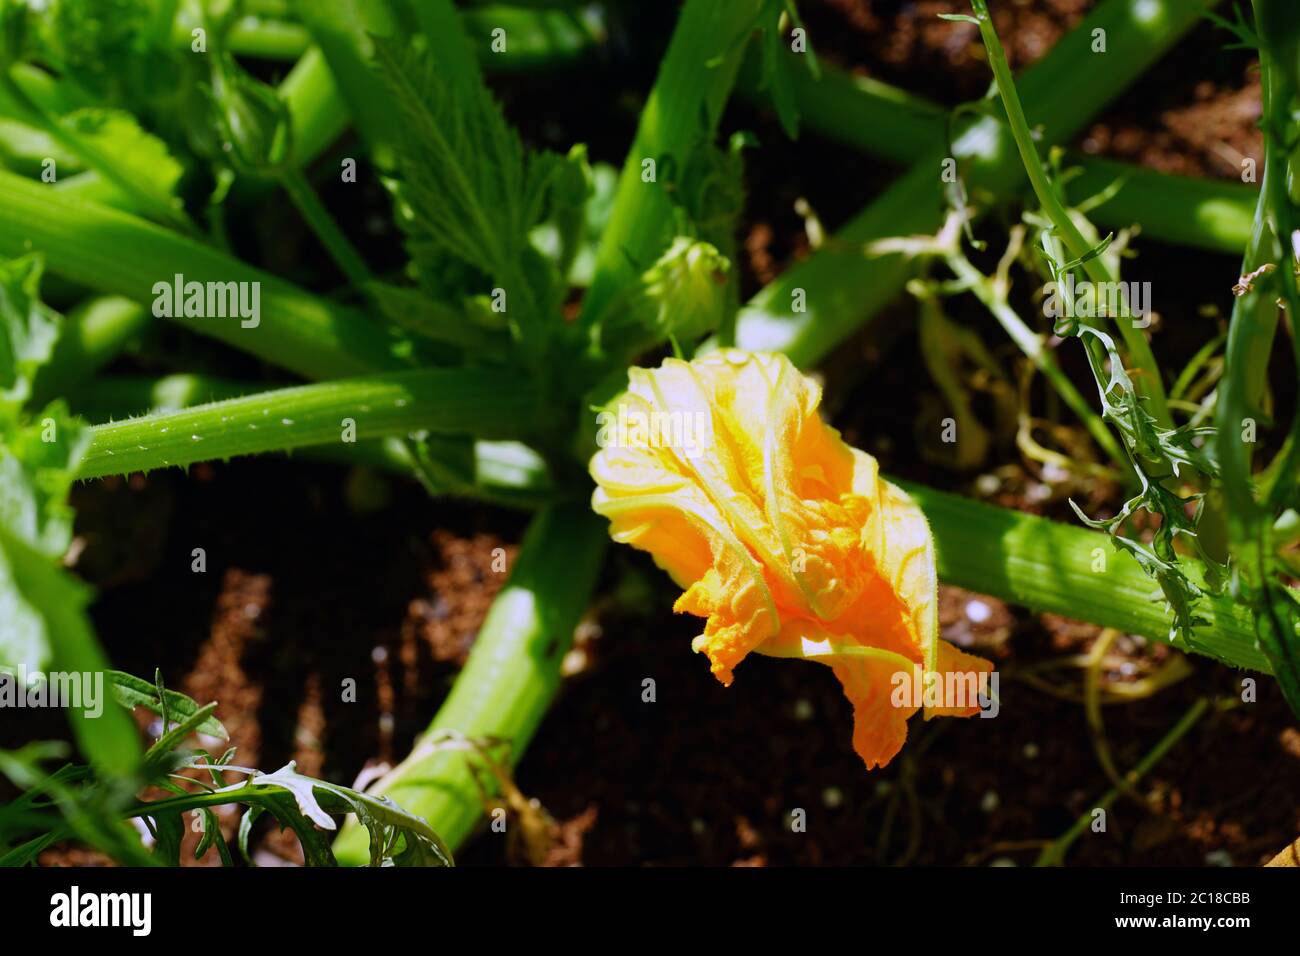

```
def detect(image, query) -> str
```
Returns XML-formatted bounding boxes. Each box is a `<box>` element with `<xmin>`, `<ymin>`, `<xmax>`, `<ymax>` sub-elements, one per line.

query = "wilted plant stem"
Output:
<box><xmin>1035</xmin><ymin>696</ymin><xmax>1211</xmax><ymax>866</ymax></box>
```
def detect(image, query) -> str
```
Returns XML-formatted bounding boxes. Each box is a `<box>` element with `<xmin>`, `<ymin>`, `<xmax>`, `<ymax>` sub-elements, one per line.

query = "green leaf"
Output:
<box><xmin>0</xmin><ymin>526</ymin><xmax>140</xmax><ymax>775</ymax></box>
<box><xmin>236</xmin><ymin>804</ymin><xmax>264</xmax><ymax>865</ymax></box>
<box><xmin>244</xmin><ymin>761</ymin><xmax>453</xmax><ymax>867</ymax></box>
<box><xmin>291</xmin><ymin>0</ymin><xmax>401</xmax><ymax>162</ymax></box>
<box><xmin>368</xmin><ymin>283</ymin><xmax>506</xmax><ymax>357</ymax></box>
<box><xmin>0</xmin><ymin>255</ymin><xmax>60</xmax><ymax>407</ymax></box>
<box><xmin>374</xmin><ymin>34</ymin><xmax>564</xmax><ymax>357</ymax></box>
<box><xmin>0</xmin><ymin>402</ymin><xmax>88</xmax><ymax>559</ymax></box>
<box><xmin>374</xmin><ymin>34</ymin><xmax>555</xmax><ymax>278</ymax></box>
<box><xmin>193</xmin><ymin>806</ymin><xmax>231</xmax><ymax>865</ymax></box>
<box><xmin>60</xmin><ymin>108</ymin><xmax>183</xmax><ymax>202</ymax></box>
<box><xmin>1058</xmin><ymin>231</ymin><xmax>1115</xmax><ymax>272</ymax></box>
<box><xmin>756</xmin><ymin>0</ymin><xmax>819</xmax><ymax>139</ymax></box>
<box><xmin>563</xmin><ymin>162</ymin><xmax>619</xmax><ymax>288</ymax></box>
<box><xmin>107</xmin><ymin>670</ymin><xmax>228</xmax><ymax>740</ymax></box>
<box><xmin>143</xmin><ymin>701</ymin><xmax>221</xmax><ymax>767</ymax></box>
<box><xmin>254</xmin><ymin>789</ymin><xmax>338</xmax><ymax>866</ymax></box>
<box><xmin>532</xmin><ymin>144</ymin><xmax>593</xmax><ymax>285</ymax></box>
<box><xmin>147</xmin><ymin>809</ymin><xmax>184</xmax><ymax>865</ymax></box>
<box><xmin>22</xmin><ymin>0</ymin><xmax>167</xmax><ymax>102</ymax></box>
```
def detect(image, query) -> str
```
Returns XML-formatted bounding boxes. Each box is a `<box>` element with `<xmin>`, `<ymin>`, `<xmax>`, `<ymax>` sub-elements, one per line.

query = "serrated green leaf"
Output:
<box><xmin>194</xmin><ymin>806</ymin><xmax>232</xmax><ymax>865</ymax></box>
<box><xmin>374</xmin><ymin>34</ymin><xmax>565</xmax><ymax>360</ymax></box>
<box><xmin>239</xmin><ymin>761</ymin><xmax>452</xmax><ymax>867</ymax></box>
<box><xmin>374</xmin><ymin>35</ymin><xmax>555</xmax><ymax>279</ymax></box>
<box><xmin>0</xmin><ymin>403</ymin><xmax>88</xmax><ymax>559</ymax></box>
<box><xmin>0</xmin><ymin>255</ymin><xmax>60</xmax><ymax>407</ymax></box>
<box><xmin>237</xmin><ymin>804</ymin><xmax>265</xmax><ymax>865</ymax></box>
<box><xmin>60</xmin><ymin>108</ymin><xmax>183</xmax><ymax>199</ymax></box>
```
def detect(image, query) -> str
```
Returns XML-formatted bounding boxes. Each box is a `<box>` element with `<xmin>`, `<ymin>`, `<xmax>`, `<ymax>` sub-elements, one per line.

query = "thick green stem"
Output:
<box><xmin>69</xmin><ymin>373</ymin><xmax>257</xmax><ymax>419</ymax></box>
<box><xmin>289</xmin><ymin>0</ymin><xmax>402</xmax><ymax>163</ymax></box>
<box><xmin>739</xmin><ymin>52</ymin><xmax>1256</xmax><ymax>256</ymax></box>
<box><xmin>1063</xmin><ymin>157</ymin><xmax>1255</xmax><ymax>256</ymax></box>
<box><xmin>734</xmin><ymin>0</ymin><xmax>1218</xmax><ymax>367</ymax></box>
<box><xmin>31</xmin><ymin>296</ymin><xmax>148</xmax><ymax>406</ymax></box>
<box><xmin>0</xmin><ymin>169</ymin><xmax>411</xmax><ymax>379</ymax></box>
<box><xmin>578</xmin><ymin>0</ymin><xmax>766</xmax><ymax>327</ymax></box>
<box><xmin>69</xmin><ymin>374</ymin><xmax>555</xmax><ymax>508</ymax></box>
<box><xmin>49</xmin><ymin>171</ymin><xmax>132</xmax><ymax>209</ymax></box>
<box><xmin>0</xmin><ymin>67</ymin><xmax>198</xmax><ymax>235</ymax></box>
<box><xmin>279</xmin><ymin>47</ymin><xmax>351</xmax><ymax>171</ymax></box>
<box><xmin>224</xmin><ymin>18</ymin><xmax>307</xmax><ymax>59</ymax></box>
<box><xmin>904</xmin><ymin>483</ymin><xmax>1267</xmax><ymax>672</ymax></box>
<box><xmin>75</xmin><ymin>369</ymin><xmax>544</xmax><ymax>479</ymax></box>
<box><xmin>463</xmin><ymin>6</ymin><xmax>604</xmax><ymax>73</ymax></box>
<box><xmin>334</xmin><ymin>503</ymin><xmax>606</xmax><ymax>861</ymax></box>
<box><xmin>1212</xmin><ymin>0</ymin><xmax>1300</xmax><ymax>713</ymax></box>
<box><xmin>203</xmin><ymin>6</ymin><xmax>601</xmax><ymax>65</ymax></box>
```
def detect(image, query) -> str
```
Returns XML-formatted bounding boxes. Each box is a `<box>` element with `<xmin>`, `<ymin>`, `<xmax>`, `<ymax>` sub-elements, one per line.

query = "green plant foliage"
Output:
<box><xmin>0</xmin><ymin>671</ymin><xmax>452</xmax><ymax>867</ymax></box>
<box><xmin>374</xmin><ymin>34</ymin><xmax>565</xmax><ymax>359</ymax></box>
<box><xmin>0</xmin><ymin>0</ymin><xmax>1295</xmax><ymax>871</ymax></box>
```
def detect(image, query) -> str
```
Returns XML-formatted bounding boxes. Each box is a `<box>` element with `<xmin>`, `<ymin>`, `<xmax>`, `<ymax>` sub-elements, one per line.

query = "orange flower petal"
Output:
<box><xmin>589</xmin><ymin>349</ymin><xmax>990</xmax><ymax>769</ymax></box>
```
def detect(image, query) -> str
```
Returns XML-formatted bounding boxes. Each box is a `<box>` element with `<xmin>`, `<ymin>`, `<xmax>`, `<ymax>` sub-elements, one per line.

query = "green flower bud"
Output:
<box><xmin>639</xmin><ymin>236</ymin><xmax>731</xmax><ymax>341</ymax></box>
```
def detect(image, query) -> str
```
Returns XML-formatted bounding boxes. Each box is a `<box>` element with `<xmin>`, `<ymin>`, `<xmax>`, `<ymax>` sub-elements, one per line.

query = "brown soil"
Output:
<box><xmin>17</xmin><ymin>0</ymin><xmax>1300</xmax><ymax>867</ymax></box>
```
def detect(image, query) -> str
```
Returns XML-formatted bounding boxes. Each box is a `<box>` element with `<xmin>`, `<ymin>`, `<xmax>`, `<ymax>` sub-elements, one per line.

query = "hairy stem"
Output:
<box><xmin>75</xmin><ymin>369</ymin><xmax>545</xmax><ymax>480</ymax></box>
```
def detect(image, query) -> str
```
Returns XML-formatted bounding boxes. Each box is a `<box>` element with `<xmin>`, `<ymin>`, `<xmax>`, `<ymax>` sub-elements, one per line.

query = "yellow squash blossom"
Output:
<box><xmin>590</xmin><ymin>349</ymin><xmax>991</xmax><ymax>769</ymax></box>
